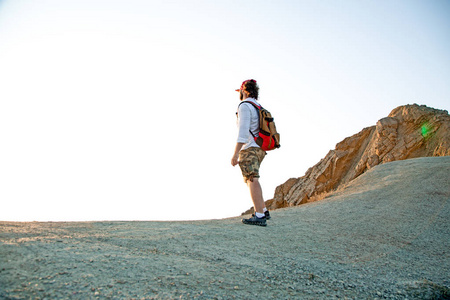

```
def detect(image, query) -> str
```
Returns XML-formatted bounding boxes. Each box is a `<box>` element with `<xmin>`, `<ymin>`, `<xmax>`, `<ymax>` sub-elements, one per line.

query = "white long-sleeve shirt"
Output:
<box><xmin>236</xmin><ymin>97</ymin><xmax>260</xmax><ymax>150</ymax></box>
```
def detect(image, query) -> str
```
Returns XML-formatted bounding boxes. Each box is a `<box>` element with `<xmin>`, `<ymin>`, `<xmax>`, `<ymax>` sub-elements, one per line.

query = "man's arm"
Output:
<box><xmin>231</xmin><ymin>142</ymin><xmax>245</xmax><ymax>166</ymax></box>
<box><xmin>232</xmin><ymin>103</ymin><xmax>251</xmax><ymax>166</ymax></box>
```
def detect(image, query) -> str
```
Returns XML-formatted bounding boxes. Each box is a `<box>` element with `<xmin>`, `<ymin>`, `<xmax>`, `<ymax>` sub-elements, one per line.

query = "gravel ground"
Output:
<box><xmin>1</xmin><ymin>157</ymin><xmax>449</xmax><ymax>299</ymax></box>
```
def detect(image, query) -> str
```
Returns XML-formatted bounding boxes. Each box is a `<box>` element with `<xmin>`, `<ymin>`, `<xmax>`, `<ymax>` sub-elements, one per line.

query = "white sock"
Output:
<box><xmin>255</xmin><ymin>212</ymin><xmax>265</xmax><ymax>218</ymax></box>
<box><xmin>263</xmin><ymin>207</ymin><xmax>268</xmax><ymax>213</ymax></box>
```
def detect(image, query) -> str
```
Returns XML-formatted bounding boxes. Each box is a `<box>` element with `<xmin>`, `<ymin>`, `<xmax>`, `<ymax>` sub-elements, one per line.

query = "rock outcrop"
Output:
<box><xmin>265</xmin><ymin>104</ymin><xmax>450</xmax><ymax>210</ymax></box>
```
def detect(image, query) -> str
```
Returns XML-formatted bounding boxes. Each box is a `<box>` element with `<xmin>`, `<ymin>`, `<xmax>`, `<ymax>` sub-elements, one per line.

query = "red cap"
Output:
<box><xmin>235</xmin><ymin>79</ymin><xmax>257</xmax><ymax>92</ymax></box>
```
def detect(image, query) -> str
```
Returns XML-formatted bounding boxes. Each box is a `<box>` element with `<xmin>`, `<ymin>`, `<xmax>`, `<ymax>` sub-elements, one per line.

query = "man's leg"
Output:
<box><xmin>247</xmin><ymin>178</ymin><xmax>265</xmax><ymax>214</ymax></box>
<box><xmin>242</xmin><ymin>177</ymin><xmax>267</xmax><ymax>226</ymax></box>
<box><xmin>238</xmin><ymin>147</ymin><xmax>268</xmax><ymax>225</ymax></box>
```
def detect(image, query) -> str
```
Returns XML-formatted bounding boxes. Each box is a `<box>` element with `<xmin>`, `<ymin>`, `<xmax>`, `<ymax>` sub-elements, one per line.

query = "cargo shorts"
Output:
<box><xmin>239</xmin><ymin>147</ymin><xmax>266</xmax><ymax>183</ymax></box>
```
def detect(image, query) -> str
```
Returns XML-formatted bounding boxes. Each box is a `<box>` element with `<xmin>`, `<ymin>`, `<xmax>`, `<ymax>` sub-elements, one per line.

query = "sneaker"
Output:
<box><xmin>242</xmin><ymin>215</ymin><xmax>267</xmax><ymax>227</ymax></box>
<box><xmin>252</xmin><ymin>211</ymin><xmax>271</xmax><ymax>220</ymax></box>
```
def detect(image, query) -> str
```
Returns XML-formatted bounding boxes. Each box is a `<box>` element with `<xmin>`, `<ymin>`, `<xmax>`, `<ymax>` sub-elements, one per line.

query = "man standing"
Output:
<box><xmin>231</xmin><ymin>79</ymin><xmax>271</xmax><ymax>226</ymax></box>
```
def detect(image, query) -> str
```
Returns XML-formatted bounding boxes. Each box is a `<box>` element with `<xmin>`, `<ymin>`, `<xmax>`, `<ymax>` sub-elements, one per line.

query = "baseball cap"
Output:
<box><xmin>235</xmin><ymin>79</ymin><xmax>257</xmax><ymax>92</ymax></box>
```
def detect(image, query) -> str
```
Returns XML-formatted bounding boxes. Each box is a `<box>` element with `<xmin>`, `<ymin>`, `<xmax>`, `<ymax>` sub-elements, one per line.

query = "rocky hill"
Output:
<box><xmin>265</xmin><ymin>104</ymin><xmax>449</xmax><ymax>210</ymax></box>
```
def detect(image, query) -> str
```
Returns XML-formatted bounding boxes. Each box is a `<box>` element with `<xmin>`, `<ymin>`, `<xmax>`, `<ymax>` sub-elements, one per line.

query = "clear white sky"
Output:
<box><xmin>1</xmin><ymin>0</ymin><xmax>449</xmax><ymax>221</ymax></box>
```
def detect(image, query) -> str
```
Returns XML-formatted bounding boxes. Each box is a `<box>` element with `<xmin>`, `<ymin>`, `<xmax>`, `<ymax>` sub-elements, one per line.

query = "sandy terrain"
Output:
<box><xmin>1</xmin><ymin>157</ymin><xmax>449</xmax><ymax>299</ymax></box>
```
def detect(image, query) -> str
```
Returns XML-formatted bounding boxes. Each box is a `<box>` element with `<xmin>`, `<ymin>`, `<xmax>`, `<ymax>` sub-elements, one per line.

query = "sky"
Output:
<box><xmin>0</xmin><ymin>0</ymin><xmax>449</xmax><ymax>222</ymax></box>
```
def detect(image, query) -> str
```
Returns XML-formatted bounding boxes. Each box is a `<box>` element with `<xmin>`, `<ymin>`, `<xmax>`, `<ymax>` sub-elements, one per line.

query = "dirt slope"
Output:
<box><xmin>1</xmin><ymin>156</ymin><xmax>449</xmax><ymax>299</ymax></box>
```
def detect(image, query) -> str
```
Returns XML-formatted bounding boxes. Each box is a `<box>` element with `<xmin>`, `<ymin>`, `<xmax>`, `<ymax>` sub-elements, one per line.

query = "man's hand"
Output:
<box><xmin>231</xmin><ymin>143</ymin><xmax>244</xmax><ymax>166</ymax></box>
<box><xmin>231</xmin><ymin>154</ymin><xmax>239</xmax><ymax>166</ymax></box>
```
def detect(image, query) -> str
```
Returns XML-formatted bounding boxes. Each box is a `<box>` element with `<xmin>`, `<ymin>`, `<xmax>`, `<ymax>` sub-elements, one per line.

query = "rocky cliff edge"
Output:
<box><xmin>263</xmin><ymin>104</ymin><xmax>449</xmax><ymax>211</ymax></box>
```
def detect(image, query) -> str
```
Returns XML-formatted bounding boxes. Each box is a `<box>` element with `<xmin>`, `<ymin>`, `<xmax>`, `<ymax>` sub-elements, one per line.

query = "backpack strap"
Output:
<box><xmin>239</xmin><ymin>100</ymin><xmax>261</xmax><ymax>110</ymax></box>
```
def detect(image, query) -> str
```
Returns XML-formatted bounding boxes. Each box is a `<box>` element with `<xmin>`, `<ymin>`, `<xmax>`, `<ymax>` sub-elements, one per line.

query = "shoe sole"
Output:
<box><xmin>242</xmin><ymin>220</ymin><xmax>267</xmax><ymax>227</ymax></box>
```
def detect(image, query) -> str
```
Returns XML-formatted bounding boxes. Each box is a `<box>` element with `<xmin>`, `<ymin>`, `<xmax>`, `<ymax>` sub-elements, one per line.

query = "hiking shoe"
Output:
<box><xmin>252</xmin><ymin>211</ymin><xmax>271</xmax><ymax>220</ymax></box>
<box><xmin>242</xmin><ymin>215</ymin><xmax>267</xmax><ymax>227</ymax></box>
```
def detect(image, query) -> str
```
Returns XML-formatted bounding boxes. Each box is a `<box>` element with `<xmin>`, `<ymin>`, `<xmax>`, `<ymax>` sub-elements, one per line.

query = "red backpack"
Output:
<box><xmin>239</xmin><ymin>101</ymin><xmax>281</xmax><ymax>151</ymax></box>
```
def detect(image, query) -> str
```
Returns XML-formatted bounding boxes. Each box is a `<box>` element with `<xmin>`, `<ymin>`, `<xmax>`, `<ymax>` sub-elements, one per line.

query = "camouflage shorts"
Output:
<box><xmin>239</xmin><ymin>147</ymin><xmax>266</xmax><ymax>183</ymax></box>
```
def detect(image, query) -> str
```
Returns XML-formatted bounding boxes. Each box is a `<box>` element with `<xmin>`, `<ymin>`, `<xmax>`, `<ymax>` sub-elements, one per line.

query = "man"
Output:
<box><xmin>231</xmin><ymin>79</ymin><xmax>271</xmax><ymax>226</ymax></box>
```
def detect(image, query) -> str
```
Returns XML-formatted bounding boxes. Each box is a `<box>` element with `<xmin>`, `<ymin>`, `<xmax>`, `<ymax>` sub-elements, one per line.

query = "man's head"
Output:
<box><xmin>236</xmin><ymin>79</ymin><xmax>259</xmax><ymax>100</ymax></box>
